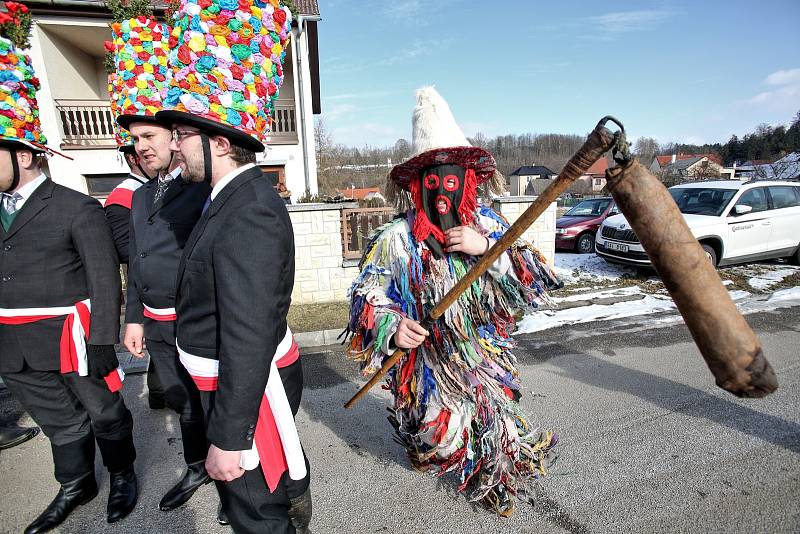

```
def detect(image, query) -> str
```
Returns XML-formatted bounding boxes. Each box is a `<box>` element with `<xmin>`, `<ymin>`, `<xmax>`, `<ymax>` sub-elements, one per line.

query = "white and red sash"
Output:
<box><xmin>0</xmin><ymin>299</ymin><xmax>124</xmax><ymax>392</ymax></box>
<box><xmin>177</xmin><ymin>328</ymin><xmax>305</xmax><ymax>492</ymax></box>
<box><xmin>143</xmin><ymin>304</ymin><xmax>177</xmax><ymax>322</ymax></box>
<box><xmin>104</xmin><ymin>178</ymin><xmax>144</xmax><ymax>210</ymax></box>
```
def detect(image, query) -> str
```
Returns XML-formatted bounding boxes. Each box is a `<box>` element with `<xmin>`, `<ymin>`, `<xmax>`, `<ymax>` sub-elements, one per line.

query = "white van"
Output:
<box><xmin>595</xmin><ymin>180</ymin><xmax>800</xmax><ymax>267</ymax></box>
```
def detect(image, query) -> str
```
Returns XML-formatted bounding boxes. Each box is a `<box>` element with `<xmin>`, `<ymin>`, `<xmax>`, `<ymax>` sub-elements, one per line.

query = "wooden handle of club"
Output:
<box><xmin>344</xmin><ymin>118</ymin><xmax>620</xmax><ymax>409</ymax></box>
<box><xmin>605</xmin><ymin>160</ymin><xmax>778</xmax><ymax>397</ymax></box>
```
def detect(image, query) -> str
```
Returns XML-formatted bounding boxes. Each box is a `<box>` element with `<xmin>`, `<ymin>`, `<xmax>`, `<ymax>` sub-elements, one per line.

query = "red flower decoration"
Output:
<box><xmin>138</xmin><ymin>51</ymin><xmax>149</xmax><ymax>61</ymax></box>
<box><xmin>256</xmin><ymin>83</ymin><xmax>266</xmax><ymax>98</ymax></box>
<box><xmin>199</xmin><ymin>0</ymin><xmax>212</xmax><ymax>7</ymax></box>
<box><xmin>238</xmin><ymin>0</ymin><xmax>249</xmax><ymax>10</ymax></box>
<box><xmin>0</xmin><ymin>13</ymin><xmax>13</xmax><ymax>24</ymax></box>
<box><xmin>168</xmin><ymin>35</ymin><xmax>178</xmax><ymax>48</ymax></box>
<box><xmin>104</xmin><ymin>41</ymin><xmax>115</xmax><ymax>53</ymax></box>
<box><xmin>230</xmin><ymin>64</ymin><xmax>244</xmax><ymax>80</ymax></box>
<box><xmin>273</xmin><ymin>8</ymin><xmax>287</xmax><ymax>27</ymax></box>
<box><xmin>154</xmin><ymin>73</ymin><xmax>166</xmax><ymax>82</ymax></box>
<box><xmin>177</xmin><ymin>45</ymin><xmax>191</xmax><ymax>65</ymax></box>
<box><xmin>267</xmin><ymin>82</ymin><xmax>277</xmax><ymax>96</ymax></box>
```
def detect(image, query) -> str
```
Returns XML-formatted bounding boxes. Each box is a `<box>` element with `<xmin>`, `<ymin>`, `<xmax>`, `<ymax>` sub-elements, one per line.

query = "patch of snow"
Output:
<box><xmin>554</xmin><ymin>253</ymin><xmax>636</xmax><ymax>285</ymax></box>
<box><xmin>729</xmin><ymin>290</ymin><xmax>752</xmax><ymax>301</ymax></box>
<box><xmin>768</xmin><ymin>286</ymin><xmax>800</xmax><ymax>302</ymax></box>
<box><xmin>747</xmin><ymin>268</ymin><xmax>799</xmax><ymax>290</ymax></box>
<box><xmin>517</xmin><ymin>293</ymin><xmax>675</xmax><ymax>334</ymax></box>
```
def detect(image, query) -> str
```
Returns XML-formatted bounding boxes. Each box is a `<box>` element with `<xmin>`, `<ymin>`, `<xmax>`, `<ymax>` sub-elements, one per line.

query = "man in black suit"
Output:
<box><xmin>103</xmin><ymin>144</ymin><xmax>166</xmax><ymax>410</ymax></box>
<box><xmin>118</xmin><ymin>115</ymin><xmax>212</xmax><ymax>513</ymax></box>
<box><xmin>0</xmin><ymin>139</ymin><xmax>138</xmax><ymax>533</ymax></box>
<box><xmin>156</xmin><ymin>109</ymin><xmax>312</xmax><ymax>534</ymax></box>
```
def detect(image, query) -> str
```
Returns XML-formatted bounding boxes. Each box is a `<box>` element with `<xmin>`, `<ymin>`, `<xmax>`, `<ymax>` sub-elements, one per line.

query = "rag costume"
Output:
<box><xmin>155</xmin><ymin>1</ymin><xmax>311</xmax><ymax>532</ymax></box>
<box><xmin>0</xmin><ymin>4</ymin><xmax>137</xmax><ymax>530</ymax></box>
<box><xmin>108</xmin><ymin>13</ymin><xmax>213</xmax><ymax>511</ymax></box>
<box><xmin>344</xmin><ymin>87</ymin><xmax>561</xmax><ymax>516</ymax></box>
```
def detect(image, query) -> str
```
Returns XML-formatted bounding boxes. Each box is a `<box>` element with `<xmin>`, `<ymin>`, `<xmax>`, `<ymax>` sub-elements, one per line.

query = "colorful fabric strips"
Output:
<box><xmin>344</xmin><ymin>207</ymin><xmax>561</xmax><ymax>514</ymax></box>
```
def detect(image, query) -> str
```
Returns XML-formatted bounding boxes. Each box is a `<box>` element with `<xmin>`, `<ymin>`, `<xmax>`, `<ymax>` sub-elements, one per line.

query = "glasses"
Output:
<box><xmin>172</xmin><ymin>129</ymin><xmax>201</xmax><ymax>144</ymax></box>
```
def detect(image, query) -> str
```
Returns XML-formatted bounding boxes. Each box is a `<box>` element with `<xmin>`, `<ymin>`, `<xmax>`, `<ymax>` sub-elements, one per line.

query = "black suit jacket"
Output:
<box><xmin>125</xmin><ymin>174</ymin><xmax>210</xmax><ymax>344</ymax></box>
<box><xmin>176</xmin><ymin>166</ymin><xmax>295</xmax><ymax>451</ymax></box>
<box><xmin>0</xmin><ymin>179</ymin><xmax>121</xmax><ymax>372</ymax></box>
<box><xmin>103</xmin><ymin>173</ymin><xmax>147</xmax><ymax>264</ymax></box>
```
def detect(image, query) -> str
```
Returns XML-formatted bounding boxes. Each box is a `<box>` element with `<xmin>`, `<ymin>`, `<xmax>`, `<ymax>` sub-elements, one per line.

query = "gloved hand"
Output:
<box><xmin>87</xmin><ymin>344</ymin><xmax>119</xmax><ymax>379</ymax></box>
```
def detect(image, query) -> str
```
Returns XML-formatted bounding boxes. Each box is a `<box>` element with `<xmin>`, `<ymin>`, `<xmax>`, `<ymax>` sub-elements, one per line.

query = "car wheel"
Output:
<box><xmin>790</xmin><ymin>245</ymin><xmax>800</xmax><ymax>266</ymax></box>
<box><xmin>701</xmin><ymin>244</ymin><xmax>717</xmax><ymax>266</ymax></box>
<box><xmin>577</xmin><ymin>233</ymin><xmax>595</xmax><ymax>254</ymax></box>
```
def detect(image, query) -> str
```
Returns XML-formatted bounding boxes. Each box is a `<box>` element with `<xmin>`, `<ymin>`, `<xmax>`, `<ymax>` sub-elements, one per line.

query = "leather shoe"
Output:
<box><xmin>217</xmin><ymin>502</ymin><xmax>229</xmax><ymax>525</ymax></box>
<box><xmin>24</xmin><ymin>473</ymin><xmax>98</xmax><ymax>534</ymax></box>
<box><xmin>0</xmin><ymin>425</ymin><xmax>39</xmax><ymax>450</ymax></box>
<box><xmin>159</xmin><ymin>461</ymin><xmax>210</xmax><ymax>511</ymax></box>
<box><xmin>106</xmin><ymin>467</ymin><xmax>138</xmax><ymax>523</ymax></box>
<box><xmin>288</xmin><ymin>488</ymin><xmax>313</xmax><ymax>534</ymax></box>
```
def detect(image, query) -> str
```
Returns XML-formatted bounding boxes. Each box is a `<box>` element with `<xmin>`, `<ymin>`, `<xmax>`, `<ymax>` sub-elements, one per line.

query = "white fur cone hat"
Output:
<box><xmin>411</xmin><ymin>86</ymin><xmax>472</xmax><ymax>156</ymax></box>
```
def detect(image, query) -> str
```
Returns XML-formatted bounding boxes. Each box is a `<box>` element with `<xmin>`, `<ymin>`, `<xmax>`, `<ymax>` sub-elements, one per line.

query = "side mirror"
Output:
<box><xmin>732</xmin><ymin>204</ymin><xmax>753</xmax><ymax>216</ymax></box>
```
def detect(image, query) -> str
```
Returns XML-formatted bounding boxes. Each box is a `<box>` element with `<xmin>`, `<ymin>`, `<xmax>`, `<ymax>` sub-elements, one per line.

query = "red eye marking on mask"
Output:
<box><xmin>424</xmin><ymin>174</ymin><xmax>440</xmax><ymax>190</ymax></box>
<box><xmin>435</xmin><ymin>195</ymin><xmax>451</xmax><ymax>214</ymax></box>
<box><xmin>443</xmin><ymin>174</ymin><xmax>459</xmax><ymax>191</ymax></box>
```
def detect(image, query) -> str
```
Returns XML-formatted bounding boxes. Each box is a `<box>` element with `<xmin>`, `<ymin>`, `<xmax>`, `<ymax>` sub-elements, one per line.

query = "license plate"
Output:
<box><xmin>606</xmin><ymin>241</ymin><xmax>629</xmax><ymax>252</ymax></box>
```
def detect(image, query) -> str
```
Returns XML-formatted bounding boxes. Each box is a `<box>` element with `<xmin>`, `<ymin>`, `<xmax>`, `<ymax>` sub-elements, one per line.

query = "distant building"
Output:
<box><xmin>581</xmin><ymin>158</ymin><xmax>609</xmax><ymax>193</ymax></box>
<box><xmin>736</xmin><ymin>152</ymin><xmax>800</xmax><ymax>181</ymax></box>
<box><xmin>652</xmin><ymin>154</ymin><xmax>724</xmax><ymax>181</ymax></box>
<box><xmin>336</xmin><ymin>187</ymin><xmax>386</xmax><ymax>204</ymax></box>
<box><xmin>509</xmin><ymin>165</ymin><xmax>557</xmax><ymax>195</ymax></box>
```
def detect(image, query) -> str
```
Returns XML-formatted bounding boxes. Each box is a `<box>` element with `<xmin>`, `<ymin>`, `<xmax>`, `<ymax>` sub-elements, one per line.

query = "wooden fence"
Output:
<box><xmin>341</xmin><ymin>207</ymin><xmax>396</xmax><ymax>260</ymax></box>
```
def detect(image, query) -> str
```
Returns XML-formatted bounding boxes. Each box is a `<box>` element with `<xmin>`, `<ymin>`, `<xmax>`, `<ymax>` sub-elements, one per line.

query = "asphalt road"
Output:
<box><xmin>1</xmin><ymin>306</ymin><xmax>799</xmax><ymax>533</ymax></box>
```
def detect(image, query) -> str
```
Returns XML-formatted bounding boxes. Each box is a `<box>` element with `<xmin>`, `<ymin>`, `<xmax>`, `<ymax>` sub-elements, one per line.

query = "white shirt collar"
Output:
<box><xmin>210</xmin><ymin>163</ymin><xmax>255</xmax><ymax>201</ymax></box>
<box><xmin>130</xmin><ymin>172</ymin><xmax>148</xmax><ymax>183</ymax></box>
<box><xmin>6</xmin><ymin>173</ymin><xmax>47</xmax><ymax>210</ymax></box>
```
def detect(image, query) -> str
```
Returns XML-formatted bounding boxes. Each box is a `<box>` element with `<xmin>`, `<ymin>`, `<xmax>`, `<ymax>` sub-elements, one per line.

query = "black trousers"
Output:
<box><xmin>201</xmin><ymin>359</ymin><xmax>310</xmax><ymax>534</ymax></box>
<box><xmin>1</xmin><ymin>366</ymin><xmax>135</xmax><ymax>482</ymax></box>
<box><xmin>146</xmin><ymin>338</ymin><xmax>207</xmax><ymax>464</ymax></box>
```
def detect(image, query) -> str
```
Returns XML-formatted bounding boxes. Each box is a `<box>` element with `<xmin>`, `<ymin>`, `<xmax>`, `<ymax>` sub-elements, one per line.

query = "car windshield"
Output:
<box><xmin>564</xmin><ymin>198</ymin><xmax>611</xmax><ymax>217</ymax></box>
<box><xmin>669</xmin><ymin>187</ymin><xmax>737</xmax><ymax>216</ymax></box>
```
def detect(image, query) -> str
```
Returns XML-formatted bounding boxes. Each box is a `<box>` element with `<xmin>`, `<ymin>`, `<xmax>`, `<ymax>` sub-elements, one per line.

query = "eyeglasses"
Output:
<box><xmin>172</xmin><ymin>129</ymin><xmax>201</xmax><ymax>144</ymax></box>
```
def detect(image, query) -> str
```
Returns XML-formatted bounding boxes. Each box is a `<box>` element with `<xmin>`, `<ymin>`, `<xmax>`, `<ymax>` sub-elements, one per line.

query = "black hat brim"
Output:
<box><xmin>155</xmin><ymin>110</ymin><xmax>264</xmax><ymax>152</ymax></box>
<box><xmin>117</xmin><ymin>144</ymin><xmax>137</xmax><ymax>155</ymax></box>
<box><xmin>0</xmin><ymin>138</ymin><xmax>46</xmax><ymax>153</ymax></box>
<box><xmin>117</xmin><ymin>114</ymin><xmax>165</xmax><ymax>131</ymax></box>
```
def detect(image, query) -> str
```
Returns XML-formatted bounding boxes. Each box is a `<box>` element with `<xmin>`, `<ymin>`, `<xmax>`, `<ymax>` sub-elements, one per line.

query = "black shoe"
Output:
<box><xmin>0</xmin><ymin>425</ymin><xmax>39</xmax><ymax>450</ymax></box>
<box><xmin>148</xmin><ymin>396</ymin><xmax>166</xmax><ymax>410</ymax></box>
<box><xmin>217</xmin><ymin>502</ymin><xmax>229</xmax><ymax>526</ymax></box>
<box><xmin>288</xmin><ymin>488</ymin><xmax>313</xmax><ymax>534</ymax></box>
<box><xmin>159</xmin><ymin>461</ymin><xmax>211</xmax><ymax>511</ymax></box>
<box><xmin>106</xmin><ymin>467</ymin><xmax>138</xmax><ymax>523</ymax></box>
<box><xmin>24</xmin><ymin>473</ymin><xmax>98</xmax><ymax>534</ymax></box>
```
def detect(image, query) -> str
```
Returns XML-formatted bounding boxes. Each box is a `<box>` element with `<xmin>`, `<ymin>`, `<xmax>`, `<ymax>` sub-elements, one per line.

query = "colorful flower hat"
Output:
<box><xmin>0</xmin><ymin>1</ymin><xmax>48</xmax><ymax>152</ymax></box>
<box><xmin>389</xmin><ymin>87</ymin><xmax>496</xmax><ymax>191</ymax></box>
<box><xmin>156</xmin><ymin>0</ymin><xmax>292</xmax><ymax>152</ymax></box>
<box><xmin>107</xmin><ymin>15</ymin><xmax>171</xmax><ymax>144</ymax></box>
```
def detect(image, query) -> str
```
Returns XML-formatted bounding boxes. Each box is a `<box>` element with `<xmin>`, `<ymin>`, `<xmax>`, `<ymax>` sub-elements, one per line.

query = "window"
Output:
<box><xmin>767</xmin><ymin>186</ymin><xmax>800</xmax><ymax>209</ymax></box>
<box><xmin>84</xmin><ymin>174</ymin><xmax>129</xmax><ymax>198</ymax></box>
<box><xmin>736</xmin><ymin>188</ymin><xmax>768</xmax><ymax>213</ymax></box>
<box><xmin>259</xmin><ymin>165</ymin><xmax>285</xmax><ymax>187</ymax></box>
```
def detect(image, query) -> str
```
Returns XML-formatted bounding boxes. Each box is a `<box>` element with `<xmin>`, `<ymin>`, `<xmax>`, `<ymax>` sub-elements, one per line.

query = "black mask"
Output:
<box><xmin>415</xmin><ymin>164</ymin><xmax>467</xmax><ymax>257</ymax></box>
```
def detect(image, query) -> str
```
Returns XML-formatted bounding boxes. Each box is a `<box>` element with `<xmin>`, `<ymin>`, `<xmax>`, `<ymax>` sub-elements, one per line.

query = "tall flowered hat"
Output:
<box><xmin>106</xmin><ymin>13</ymin><xmax>171</xmax><ymax>144</ymax></box>
<box><xmin>156</xmin><ymin>0</ymin><xmax>292</xmax><ymax>152</ymax></box>
<box><xmin>0</xmin><ymin>1</ymin><xmax>48</xmax><ymax>152</ymax></box>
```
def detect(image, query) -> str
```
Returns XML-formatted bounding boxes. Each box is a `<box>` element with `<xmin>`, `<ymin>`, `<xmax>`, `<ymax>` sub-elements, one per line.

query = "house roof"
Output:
<box><xmin>655</xmin><ymin>153</ymin><xmax>722</xmax><ymax>167</ymax></box>
<box><xmin>584</xmin><ymin>158</ymin><xmax>608</xmax><ymax>175</ymax></box>
<box><xmin>510</xmin><ymin>165</ymin><xmax>557</xmax><ymax>177</ymax></box>
<box><xmin>291</xmin><ymin>0</ymin><xmax>321</xmax><ymax>16</ymax></box>
<box><xmin>337</xmin><ymin>187</ymin><xmax>382</xmax><ymax>200</ymax></box>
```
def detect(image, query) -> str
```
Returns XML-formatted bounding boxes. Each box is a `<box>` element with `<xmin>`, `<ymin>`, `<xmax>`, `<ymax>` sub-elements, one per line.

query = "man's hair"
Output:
<box><xmin>229</xmin><ymin>142</ymin><xmax>256</xmax><ymax>165</ymax></box>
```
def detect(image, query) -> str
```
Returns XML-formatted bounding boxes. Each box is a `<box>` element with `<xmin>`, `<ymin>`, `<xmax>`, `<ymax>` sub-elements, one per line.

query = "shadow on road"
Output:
<box><xmin>544</xmin><ymin>346</ymin><xmax>800</xmax><ymax>455</ymax></box>
<box><xmin>301</xmin><ymin>345</ymin><xmax>414</xmax><ymax>472</ymax></box>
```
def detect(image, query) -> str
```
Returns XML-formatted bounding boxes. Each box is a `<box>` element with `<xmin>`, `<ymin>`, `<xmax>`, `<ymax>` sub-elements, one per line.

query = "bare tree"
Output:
<box><xmin>633</xmin><ymin>137</ymin><xmax>660</xmax><ymax>168</ymax></box>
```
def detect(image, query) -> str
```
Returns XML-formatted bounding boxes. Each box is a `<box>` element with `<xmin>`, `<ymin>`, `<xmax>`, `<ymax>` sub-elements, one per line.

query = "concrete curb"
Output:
<box><xmin>294</xmin><ymin>328</ymin><xmax>345</xmax><ymax>348</ymax></box>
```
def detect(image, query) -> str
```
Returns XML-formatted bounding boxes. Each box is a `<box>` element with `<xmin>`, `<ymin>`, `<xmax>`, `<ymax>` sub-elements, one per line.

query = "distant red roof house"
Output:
<box><xmin>585</xmin><ymin>158</ymin><xmax>609</xmax><ymax>176</ymax></box>
<box><xmin>655</xmin><ymin>153</ymin><xmax>722</xmax><ymax>167</ymax></box>
<box><xmin>337</xmin><ymin>187</ymin><xmax>382</xmax><ymax>200</ymax></box>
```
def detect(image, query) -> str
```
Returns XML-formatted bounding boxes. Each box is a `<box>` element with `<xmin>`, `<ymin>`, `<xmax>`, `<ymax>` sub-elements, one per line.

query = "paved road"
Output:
<box><xmin>1</xmin><ymin>306</ymin><xmax>799</xmax><ymax>533</ymax></box>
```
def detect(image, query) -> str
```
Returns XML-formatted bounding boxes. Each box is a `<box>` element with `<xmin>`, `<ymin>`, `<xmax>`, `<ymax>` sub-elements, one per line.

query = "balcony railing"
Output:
<box><xmin>265</xmin><ymin>101</ymin><xmax>298</xmax><ymax>144</ymax></box>
<box><xmin>55</xmin><ymin>99</ymin><xmax>299</xmax><ymax>147</ymax></box>
<box><xmin>55</xmin><ymin>99</ymin><xmax>117</xmax><ymax>148</ymax></box>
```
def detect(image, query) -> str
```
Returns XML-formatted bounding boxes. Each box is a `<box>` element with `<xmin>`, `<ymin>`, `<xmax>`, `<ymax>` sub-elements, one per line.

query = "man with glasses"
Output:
<box><xmin>118</xmin><ymin>115</ymin><xmax>213</xmax><ymax>515</ymax></box>
<box><xmin>153</xmin><ymin>2</ymin><xmax>311</xmax><ymax>532</ymax></box>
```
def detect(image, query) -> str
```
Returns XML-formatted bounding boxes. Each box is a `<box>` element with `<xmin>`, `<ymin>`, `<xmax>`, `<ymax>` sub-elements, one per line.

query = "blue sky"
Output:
<box><xmin>315</xmin><ymin>0</ymin><xmax>800</xmax><ymax>149</ymax></box>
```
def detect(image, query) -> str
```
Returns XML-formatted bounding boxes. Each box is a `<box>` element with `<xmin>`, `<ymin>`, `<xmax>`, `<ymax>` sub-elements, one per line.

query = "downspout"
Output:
<box><xmin>292</xmin><ymin>14</ymin><xmax>321</xmax><ymax>196</ymax></box>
